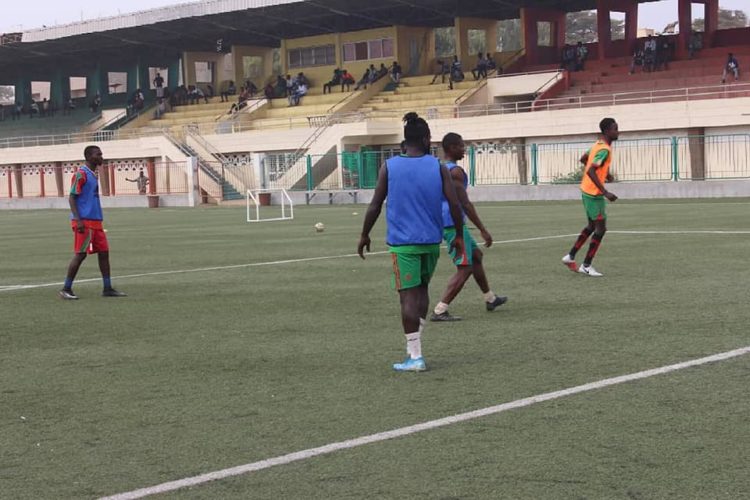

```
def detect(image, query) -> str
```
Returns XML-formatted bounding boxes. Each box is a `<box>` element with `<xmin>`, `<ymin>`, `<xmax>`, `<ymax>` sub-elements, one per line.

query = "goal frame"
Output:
<box><xmin>246</xmin><ymin>189</ymin><xmax>294</xmax><ymax>223</ymax></box>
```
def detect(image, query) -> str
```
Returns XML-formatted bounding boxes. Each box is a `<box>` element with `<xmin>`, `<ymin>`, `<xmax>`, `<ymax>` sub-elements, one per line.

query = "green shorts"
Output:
<box><xmin>444</xmin><ymin>226</ymin><xmax>476</xmax><ymax>266</ymax></box>
<box><xmin>582</xmin><ymin>193</ymin><xmax>607</xmax><ymax>221</ymax></box>
<box><xmin>389</xmin><ymin>244</ymin><xmax>440</xmax><ymax>291</ymax></box>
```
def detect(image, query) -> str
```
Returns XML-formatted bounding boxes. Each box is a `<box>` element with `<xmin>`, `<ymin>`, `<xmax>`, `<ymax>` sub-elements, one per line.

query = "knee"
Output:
<box><xmin>472</xmin><ymin>248</ymin><xmax>483</xmax><ymax>263</ymax></box>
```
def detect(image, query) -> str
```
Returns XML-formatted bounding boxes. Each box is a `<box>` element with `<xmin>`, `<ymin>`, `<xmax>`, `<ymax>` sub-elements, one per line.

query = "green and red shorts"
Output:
<box><xmin>389</xmin><ymin>244</ymin><xmax>440</xmax><ymax>291</ymax></box>
<box><xmin>71</xmin><ymin>220</ymin><xmax>109</xmax><ymax>254</ymax></box>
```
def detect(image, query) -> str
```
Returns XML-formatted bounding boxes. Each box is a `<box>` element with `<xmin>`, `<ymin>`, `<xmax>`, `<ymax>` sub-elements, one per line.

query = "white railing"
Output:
<box><xmin>0</xmin><ymin>126</ymin><xmax>169</xmax><ymax>149</ymax></box>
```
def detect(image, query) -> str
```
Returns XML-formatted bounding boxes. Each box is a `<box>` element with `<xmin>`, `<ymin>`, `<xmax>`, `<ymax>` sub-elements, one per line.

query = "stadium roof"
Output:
<box><xmin>1</xmin><ymin>0</ymin><xmax>660</xmax><ymax>75</ymax></box>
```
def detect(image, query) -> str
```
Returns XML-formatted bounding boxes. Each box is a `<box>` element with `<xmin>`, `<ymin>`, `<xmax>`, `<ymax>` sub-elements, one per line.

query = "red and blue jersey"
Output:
<box><xmin>70</xmin><ymin>165</ymin><xmax>103</xmax><ymax>221</ymax></box>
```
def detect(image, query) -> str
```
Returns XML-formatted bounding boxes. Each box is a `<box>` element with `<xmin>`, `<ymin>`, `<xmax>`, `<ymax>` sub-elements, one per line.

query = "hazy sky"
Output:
<box><xmin>1</xmin><ymin>0</ymin><xmax>748</xmax><ymax>33</ymax></box>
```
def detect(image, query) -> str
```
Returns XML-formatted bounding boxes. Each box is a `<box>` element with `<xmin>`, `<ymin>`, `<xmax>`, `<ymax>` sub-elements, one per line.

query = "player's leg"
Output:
<box><xmin>60</xmin><ymin>252</ymin><xmax>87</xmax><ymax>299</ymax></box>
<box><xmin>432</xmin><ymin>227</ymin><xmax>472</xmax><ymax>321</ymax></box>
<box><xmin>564</xmin><ymin>218</ymin><xmax>595</xmax><ymax>269</ymax></box>
<box><xmin>470</xmin><ymin>247</ymin><xmax>508</xmax><ymax>311</ymax></box>
<box><xmin>579</xmin><ymin>204</ymin><xmax>607</xmax><ymax>277</ymax></box>
<box><xmin>93</xmin><ymin>230</ymin><xmax>127</xmax><ymax>297</ymax></box>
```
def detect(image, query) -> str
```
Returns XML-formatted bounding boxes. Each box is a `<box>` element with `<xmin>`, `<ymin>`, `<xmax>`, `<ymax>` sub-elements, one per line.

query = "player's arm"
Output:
<box><xmin>580</xmin><ymin>150</ymin><xmax>590</xmax><ymax>165</ymax></box>
<box><xmin>441</xmin><ymin>164</ymin><xmax>465</xmax><ymax>257</ymax></box>
<box><xmin>587</xmin><ymin>150</ymin><xmax>617</xmax><ymax>202</ymax></box>
<box><xmin>453</xmin><ymin>168</ymin><xmax>492</xmax><ymax>248</ymax></box>
<box><xmin>358</xmin><ymin>163</ymin><xmax>388</xmax><ymax>259</ymax></box>
<box><xmin>69</xmin><ymin>172</ymin><xmax>85</xmax><ymax>232</ymax></box>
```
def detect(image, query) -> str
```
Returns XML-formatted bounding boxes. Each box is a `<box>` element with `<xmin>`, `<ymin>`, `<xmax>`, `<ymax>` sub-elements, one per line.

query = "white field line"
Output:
<box><xmin>2</xmin><ymin>230</ymin><xmax>748</xmax><ymax>293</ymax></box>
<box><xmin>0</xmin><ymin>234</ymin><xmax>579</xmax><ymax>293</ymax></box>
<box><xmin>100</xmin><ymin>345</ymin><xmax>750</xmax><ymax>500</ymax></box>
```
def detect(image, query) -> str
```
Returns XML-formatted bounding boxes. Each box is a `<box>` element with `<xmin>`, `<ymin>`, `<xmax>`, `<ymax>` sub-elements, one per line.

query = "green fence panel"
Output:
<box><xmin>470</xmin><ymin>142</ymin><xmax>530</xmax><ymax>186</ymax></box>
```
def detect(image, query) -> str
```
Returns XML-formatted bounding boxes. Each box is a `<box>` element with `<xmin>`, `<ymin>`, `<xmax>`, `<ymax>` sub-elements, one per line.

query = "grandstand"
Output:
<box><xmin>1</xmin><ymin>0</ymin><xmax>749</xmax><ymax>207</ymax></box>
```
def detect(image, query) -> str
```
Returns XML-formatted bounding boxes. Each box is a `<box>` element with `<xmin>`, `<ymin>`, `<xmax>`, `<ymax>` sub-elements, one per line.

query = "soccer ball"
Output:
<box><xmin>314</xmin><ymin>222</ymin><xmax>325</xmax><ymax>233</ymax></box>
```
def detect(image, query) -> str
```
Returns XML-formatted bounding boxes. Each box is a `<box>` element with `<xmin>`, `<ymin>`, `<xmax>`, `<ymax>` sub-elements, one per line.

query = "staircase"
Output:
<box><xmin>359</xmin><ymin>75</ymin><xmax>477</xmax><ymax>118</ymax></box>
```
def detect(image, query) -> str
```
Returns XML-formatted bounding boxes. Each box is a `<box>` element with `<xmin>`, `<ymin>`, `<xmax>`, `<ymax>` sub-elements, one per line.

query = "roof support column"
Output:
<box><xmin>521</xmin><ymin>7</ymin><xmax>566</xmax><ymax>66</ymax></box>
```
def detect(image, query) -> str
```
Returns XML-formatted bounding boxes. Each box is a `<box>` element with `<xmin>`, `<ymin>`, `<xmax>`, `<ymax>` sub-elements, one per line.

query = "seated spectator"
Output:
<box><xmin>340</xmin><ymin>69</ymin><xmax>355</xmax><ymax>92</ymax></box>
<box><xmin>355</xmin><ymin>68</ymin><xmax>371</xmax><ymax>91</ymax></box>
<box><xmin>486</xmin><ymin>53</ymin><xmax>498</xmax><ymax>73</ymax></box>
<box><xmin>449</xmin><ymin>56</ymin><xmax>464</xmax><ymax>89</ymax></box>
<box><xmin>471</xmin><ymin>52</ymin><xmax>488</xmax><ymax>80</ymax></box>
<box><xmin>90</xmin><ymin>93</ymin><xmax>102</xmax><ymax>113</ymax></box>
<box><xmin>431</xmin><ymin>59</ymin><xmax>450</xmax><ymax>84</ymax></box>
<box><xmin>206</xmin><ymin>84</ymin><xmax>215</xmax><ymax>98</ymax></box>
<box><xmin>41</xmin><ymin>98</ymin><xmax>49</xmax><ymax>118</ymax></box>
<box><xmin>275</xmin><ymin>75</ymin><xmax>287</xmax><ymax>98</ymax></box>
<box><xmin>575</xmin><ymin>42</ymin><xmax>589</xmax><ymax>71</ymax></box>
<box><xmin>154</xmin><ymin>98</ymin><xmax>167</xmax><ymax>119</ymax></box>
<box><xmin>133</xmin><ymin>89</ymin><xmax>145</xmax><ymax>111</ymax></box>
<box><xmin>230</xmin><ymin>86</ymin><xmax>251</xmax><ymax>113</ymax></box>
<box><xmin>245</xmin><ymin>80</ymin><xmax>258</xmax><ymax>98</ymax></box>
<box><xmin>377</xmin><ymin>63</ymin><xmax>388</xmax><ymax>79</ymax></box>
<box><xmin>390</xmin><ymin>61</ymin><xmax>402</xmax><ymax>84</ymax></box>
<box><xmin>688</xmin><ymin>32</ymin><xmax>702</xmax><ymax>59</ymax></box>
<box><xmin>629</xmin><ymin>48</ymin><xmax>645</xmax><ymax>74</ymax></box>
<box><xmin>264</xmin><ymin>82</ymin><xmax>275</xmax><ymax>100</ymax></box>
<box><xmin>655</xmin><ymin>36</ymin><xmax>671</xmax><ymax>71</ymax></box>
<box><xmin>643</xmin><ymin>46</ymin><xmax>656</xmax><ymax>73</ymax></box>
<box><xmin>323</xmin><ymin>68</ymin><xmax>342</xmax><ymax>94</ymax></box>
<box><xmin>29</xmin><ymin>99</ymin><xmax>39</xmax><ymax>118</ymax></box>
<box><xmin>288</xmin><ymin>80</ymin><xmax>307</xmax><ymax>106</ymax></box>
<box><xmin>221</xmin><ymin>80</ymin><xmax>237</xmax><ymax>102</ymax></box>
<box><xmin>367</xmin><ymin>64</ymin><xmax>378</xmax><ymax>84</ymax></box>
<box><xmin>63</xmin><ymin>97</ymin><xmax>75</xmax><ymax>116</ymax></box>
<box><xmin>188</xmin><ymin>85</ymin><xmax>208</xmax><ymax>104</ymax></box>
<box><xmin>12</xmin><ymin>101</ymin><xmax>22</xmax><ymax>120</ymax></box>
<box><xmin>561</xmin><ymin>44</ymin><xmax>576</xmax><ymax>72</ymax></box>
<box><xmin>296</xmin><ymin>72</ymin><xmax>310</xmax><ymax>88</ymax></box>
<box><xmin>285</xmin><ymin>74</ymin><xmax>294</xmax><ymax>97</ymax></box>
<box><xmin>721</xmin><ymin>53</ymin><xmax>740</xmax><ymax>83</ymax></box>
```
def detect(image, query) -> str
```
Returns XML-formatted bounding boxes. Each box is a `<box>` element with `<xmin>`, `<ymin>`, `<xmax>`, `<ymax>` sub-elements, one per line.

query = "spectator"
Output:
<box><xmin>655</xmin><ymin>36</ymin><xmax>671</xmax><ymax>71</ymax></box>
<box><xmin>264</xmin><ymin>82</ymin><xmax>275</xmax><ymax>100</ymax></box>
<box><xmin>296</xmin><ymin>72</ymin><xmax>310</xmax><ymax>88</ymax></box>
<box><xmin>561</xmin><ymin>44</ymin><xmax>576</xmax><ymax>71</ymax></box>
<box><xmin>90</xmin><ymin>93</ymin><xmax>101</xmax><ymax>113</ymax></box>
<box><xmin>63</xmin><ymin>97</ymin><xmax>75</xmax><ymax>116</ymax></box>
<box><xmin>274</xmin><ymin>75</ymin><xmax>287</xmax><ymax>98</ymax></box>
<box><xmin>12</xmin><ymin>100</ymin><xmax>22</xmax><ymax>120</ymax></box>
<box><xmin>576</xmin><ymin>42</ymin><xmax>589</xmax><ymax>71</ymax></box>
<box><xmin>629</xmin><ymin>48</ymin><xmax>645</xmax><ymax>74</ymax></box>
<box><xmin>188</xmin><ymin>85</ymin><xmax>207</xmax><ymax>104</ymax></box>
<box><xmin>29</xmin><ymin>99</ymin><xmax>39</xmax><ymax>118</ymax></box>
<box><xmin>471</xmin><ymin>52</ymin><xmax>487</xmax><ymax>80</ymax></box>
<box><xmin>430</xmin><ymin>59</ymin><xmax>450</xmax><ymax>84</ymax></box>
<box><xmin>126</xmin><ymin>170</ymin><xmax>150</xmax><ymax>195</ymax></box>
<box><xmin>154</xmin><ymin>98</ymin><xmax>167</xmax><ymax>119</ymax></box>
<box><xmin>153</xmin><ymin>72</ymin><xmax>165</xmax><ymax>98</ymax></box>
<box><xmin>355</xmin><ymin>68</ymin><xmax>371</xmax><ymax>91</ymax></box>
<box><xmin>245</xmin><ymin>80</ymin><xmax>258</xmax><ymax>98</ymax></box>
<box><xmin>230</xmin><ymin>86</ymin><xmax>250</xmax><ymax>113</ymax></box>
<box><xmin>41</xmin><ymin>98</ymin><xmax>49</xmax><ymax>118</ymax></box>
<box><xmin>721</xmin><ymin>53</ymin><xmax>740</xmax><ymax>84</ymax></box>
<box><xmin>288</xmin><ymin>80</ymin><xmax>307</xmax><ymax>106</ymax></box>
<box><xmin>449</xmin><ymin>56</ymin><xmax>464</xmax><ymax>90</ymax></box>
<box><xmin>367</xmin><ymin>64</ymin><xmax>378</xmax><ymax>84</ymax></box>
<box><xmin>378</xmin><ymin>63</ymin><xmax>389</xmax><ymax>79</ymax></box>
<box><xmin>688</xmin><ymin>32</ymin><xmax>702</xmax><ymax>59</ymax></box>
<box><xmin>323</xmin><ymin>68</ymin><xmax>342</xmax><ymax>94</ymax></box>
<box><xmin>390</xmin><ymin>61</ymin><xmax>402</xmax><ymax>84</ymax></box>
<box><xmin>285</xmin><ymin>74</ymin><xmax>294</xmax><ymax>97</ymax></box>
<box><xmin>206</xmin><ymin>84</ymin><xmax>215</xmax><ymax>98</ymax></box>
<box><xmin>221</xmin><ymin>80</ymin><xmax>237</xmax><ymax>102</ymax></box>
<box><xmin>486</xmin><ymin>53</ymin><xmax>498</xmax><ymax>73</ymax></box>
<box><xmin>340</xmin><ymin>69</ymin><xmax>355</xmax><ymax>92</ymax></box>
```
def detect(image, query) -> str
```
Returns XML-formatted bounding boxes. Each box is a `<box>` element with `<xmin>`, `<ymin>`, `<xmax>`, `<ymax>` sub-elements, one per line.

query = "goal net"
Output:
<box><xmin>246</xmin><ymin>189</ymin><xmax>294</xmax><ymax>223</ymax></box>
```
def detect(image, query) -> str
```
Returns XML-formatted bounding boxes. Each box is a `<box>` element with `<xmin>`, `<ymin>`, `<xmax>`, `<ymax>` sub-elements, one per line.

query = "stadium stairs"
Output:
<box><xmin>0</xmin><ymin>107</ymin><xmax>101</xmax><ymax>141</ymax></box>
<box><xmin>359</xmin><ymin>75</ymin><xmax>479</xmax><ymax>118</ymax></box>
<box><xmin>536</xmin><ymin>45</ymin><xmax>750</xmax><ymax>107</ymax></box>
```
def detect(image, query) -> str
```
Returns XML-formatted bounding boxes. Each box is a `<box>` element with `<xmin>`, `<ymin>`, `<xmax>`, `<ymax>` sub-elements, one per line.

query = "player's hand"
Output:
<box><xmin>604</xmin><ymin>191</ymin><xmax>618</xmax><ymax>202</ymax></box>
<box><xmin>480</xmin><ymin>229</ymin><xmax>493</xmax><ymax>248</ymax></box>
<box><xmin>357</xmin><ymin>235</ymin><xmax>371</xmax><ymax>260</ymax></box>
<box><xmin>606</xmin><ymin>173</ymin><xmax>615</xmax><ymax>183</ymax></box>
<box><xmin>450</xmin><ymin>236</ymin><xmax>466</xmax><ymax>263</ymax></box>
<box><xmin>75</xmin><ymin>220</ymin><xmax>85</xmax><ymax>233</ymax></box>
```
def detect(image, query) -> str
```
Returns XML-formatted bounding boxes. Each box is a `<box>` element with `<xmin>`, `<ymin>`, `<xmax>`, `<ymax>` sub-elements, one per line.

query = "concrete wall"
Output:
<box><xmin>0</xmin><ymin>193</ymin><xmax>191</xmax><ymax>210</ymax></box>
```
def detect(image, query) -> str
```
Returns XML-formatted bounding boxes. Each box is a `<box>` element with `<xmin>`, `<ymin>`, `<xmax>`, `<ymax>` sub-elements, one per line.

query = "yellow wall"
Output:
<box><xmin>281</xmin><ymin>26</ymin><xmax>405</xmax><ymax>86</ymax></box>
<box><xmin>455</xmin><ymin>17</ymin><xmax>500</xmax><ymax>68</ymax></box>
<box><xmin>396</xmin><ymin>26</ymin><xmax>435</xmax><ymax>76</ymax></box>
<box><xmin>231</xmin><ymin>46</ymin><xmax>276</xmax><ymax>89</ymax></box>
<box><xmin>183</xmin><ymin>51</ymin><xmax>234</xmax><ymax>89</ymax></box>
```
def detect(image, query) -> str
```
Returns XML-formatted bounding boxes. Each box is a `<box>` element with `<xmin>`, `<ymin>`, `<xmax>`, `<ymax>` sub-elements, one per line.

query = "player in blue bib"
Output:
<box><xmin>431</xmin><ymin>133</ymin><xmax>508</xmax><ymax>321</ymax></box>
<box><xmin>358</xmin><ymin>113</ymin><xmax>465</xmax><ymax>372</ymax></box>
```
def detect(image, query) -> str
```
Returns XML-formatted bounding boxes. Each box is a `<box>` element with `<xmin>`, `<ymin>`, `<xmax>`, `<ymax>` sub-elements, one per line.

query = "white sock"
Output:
<box><xmin>434</xmin><ymin>302</ymin><xmax>449</xmax><ymax>315</ymax></box>
<box><xmin>405</xmin><ymin>332</ymin><xmax>422</xmax><ymax>360</ymax></box>
<box><xmin>484</xmin><ymin>291</ymin><xmax>496</xmax><ymax>303</ymax></box>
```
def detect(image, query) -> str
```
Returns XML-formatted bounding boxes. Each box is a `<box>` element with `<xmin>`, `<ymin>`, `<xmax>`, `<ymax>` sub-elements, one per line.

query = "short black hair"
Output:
<box><xmin>84</xmin><ymin>145</ymin><xmax>100</xmax><ymax>160</ymax></box>
<box><xmin>442</xmin><ymin>132</ymin><xmax>463</xmax><ymax>151</ymax></box>
<box><xmin>403</xmin><ymin>112</ymin><xmax>431</xmax><ymax>150</ymax></box>
<box><xmin>599</xmin><ymin>118</ymin><xmax>616</xmax><ymax>134</ymax></box>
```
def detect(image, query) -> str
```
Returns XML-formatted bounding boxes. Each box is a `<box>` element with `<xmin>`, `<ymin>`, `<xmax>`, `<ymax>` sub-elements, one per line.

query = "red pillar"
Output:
<box><xmin>703</xmin><ymin>0</ymin><xmax>719</xmax><ymax>48</ymax></box>
<box><xmin>596</xmin><ymin>0</ymin><xmax>613</xmax><ymax>60</ymax></box>
<box><xmin>39</xmin><ymin>168</ymin><xmax>45</xmax><ymax>197</ymax></box>
<box><xmin>54</xmin><ymin>162</ymin><xmax>64</xmax><ymax>197</ymax></box>
<box><xmin>555</xmin><ymin>11</ymin><xmax>566</xmax><ymax>50</ymax></box>
<box><xmin>147</xmin><ymin>158</ymin><xmax>157</xmax><ymax>195</ymax></box>
<box><xmin>100</xmin><ymin>162</ymin><xmax>111</xmax><ymax>196</ymax></box>
<box><xmin>521</xmin><ymin>8</ymin><xmax>540</xmax><ymax>66</ymax></box>
<box><xmin>677</xmin><ymin>0</ymin><xmax>692</xmax><ymax>58</ymax></box>
<box><xmin>624</xmin><ymin>1</ymin><xmax>639</xmax><ymax>56</ymax></box>
<box><xmin>7</xmin><ymin>167</ymin><xmax>13</xmax><ymax>198</ymax></box>
<box><xmin>14</xmin><ymin>165</ymin><xmax>23</xmax><ymax>198</ymax></box>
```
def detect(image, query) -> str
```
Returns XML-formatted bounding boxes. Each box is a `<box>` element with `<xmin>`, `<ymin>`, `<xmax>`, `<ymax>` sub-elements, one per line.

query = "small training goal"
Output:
<box><xmin>246</xmin><ymin>189</ymin><xmax>294</xmax><ymax>223</ymax></box>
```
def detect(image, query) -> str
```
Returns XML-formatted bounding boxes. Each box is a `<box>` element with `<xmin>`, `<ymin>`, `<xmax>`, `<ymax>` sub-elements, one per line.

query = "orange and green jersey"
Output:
<box><xmin>580</xmin><ymin>140</ymin><xmax>612</xmax><ymax>197</ymax></box>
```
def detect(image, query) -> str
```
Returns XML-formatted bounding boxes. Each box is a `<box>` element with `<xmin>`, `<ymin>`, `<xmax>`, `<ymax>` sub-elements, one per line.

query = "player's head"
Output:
<box><xmin>403</xmin><ymin>112</ymin><xmax>431</xmax><ymax>153</ymax></box>
<box><xmin>84</xmin><ymin>145</ymin><xmax>103</xmax><ymax>166</ymax></box>
<box><xmin>599</xmin><ymin>118</ymin><xmax>619</xmax><ymax>141</ymax></box>
<box><xmin>442</xmin><ymin>132</ymin><xmax>465</xmax><ymax>161</ymax></box>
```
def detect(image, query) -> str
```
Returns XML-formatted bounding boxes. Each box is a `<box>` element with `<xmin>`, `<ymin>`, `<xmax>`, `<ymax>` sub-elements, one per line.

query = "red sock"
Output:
<box><xmin>583</xmin><ymin>234</ymin><xmax>604</xmax><ymax>266</ymax></box>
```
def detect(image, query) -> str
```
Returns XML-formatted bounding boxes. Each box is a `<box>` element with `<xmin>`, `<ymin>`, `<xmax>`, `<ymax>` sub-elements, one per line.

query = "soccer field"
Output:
<box><xmin>2</xmin><ymin>200</ymin><xmax>750</xmax><ymax>500</ymax></box>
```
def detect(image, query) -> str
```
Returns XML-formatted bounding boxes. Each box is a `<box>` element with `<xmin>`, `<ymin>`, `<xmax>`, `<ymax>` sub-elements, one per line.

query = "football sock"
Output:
<box><xmin>103</xmin><ymin>276</ymin><xmax>112</xmax><ymax>289</ymax></box>
<box><xmin>569</xmin><ymin>227</ymin><xmax>594</xmax><ymax>258</ymax></box>
<box><xmin>583</xmin><ymin>233</ymin><xmax>605</xmax><ymax>266</ymax></box>
<box><xmin>405</xmin><ymin>332</ymin><xmax>422</xmax><ymax>360</ymax></box>
<box><xmin>484</xmin><ymin>291</ymin><xmax>496</xmax><ymax>303</ymax></box>
<box><xmin>434</xmin><ymin>302</ymin><xmax>449</xmax><ymax>315</ymax></box>
<box><xmin>64</xmin><ymin>278</ymin><xmax>73</xmax><ymax>290</ymax></box>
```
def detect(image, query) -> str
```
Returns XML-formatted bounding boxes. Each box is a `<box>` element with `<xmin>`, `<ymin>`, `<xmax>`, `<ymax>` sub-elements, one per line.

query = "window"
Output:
<box><xmin>288</xmin><ymin>45</ymin><xmax>335</xmax><ymax>68</ymax></box>
<box><xmin>342</xmin><ymin>38</ymin><xmax>395</xmax><ymax>62</ymax></box>
<box><xmin>106</xmin><ymin>73</ymin><xmax>127</xmax><ymax>95</ymax></box>
<box><xmin>195</xmin><ymin>62</ymin><xmax>213</xmax><ymax>83</ymax></box>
